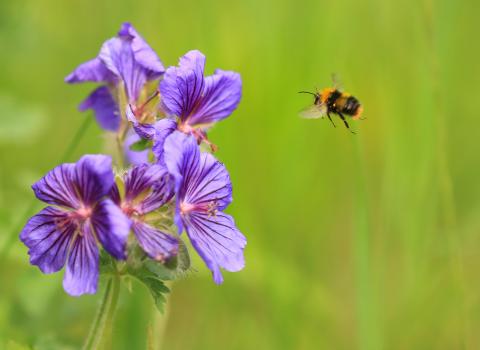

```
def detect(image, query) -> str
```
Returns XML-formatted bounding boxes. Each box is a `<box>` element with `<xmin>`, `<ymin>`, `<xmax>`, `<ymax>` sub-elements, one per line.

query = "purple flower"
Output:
<box><xmin>111</xmin><ymin>164</ymin><xmax>178</xmax><ymax>261</ymax></box>
<box><xmin>146</xmin><ymin>50</ymin><xmax>241</xmax><ymax>162</ymax></box>
<box><xmin>164</xmin><ymin>132</ymin><xmax>246</xmax><ymax>284</ymax></box>
<box><xmin>66</xmin><ymin>22</ymin><xmax>165</xmax><ymax>131</ymax></box>
<box><xmin>20</xmin><ymin>155</ymin><xmax>130</xmax><ymax>296</ymax></box>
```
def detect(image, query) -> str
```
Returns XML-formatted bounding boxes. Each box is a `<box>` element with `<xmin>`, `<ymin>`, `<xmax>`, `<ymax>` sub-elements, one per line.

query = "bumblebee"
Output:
<box><xmin>299</xmin><ymin>87</ymin><xmax>363</xmax><ymax>133</ymax></box>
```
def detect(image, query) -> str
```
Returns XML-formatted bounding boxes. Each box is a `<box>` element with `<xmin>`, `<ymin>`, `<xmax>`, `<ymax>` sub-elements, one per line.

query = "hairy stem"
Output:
<box><xmin>82</xmin><ymin>273</ymin><xmax>121</xmax><ymax>350</ymax></box>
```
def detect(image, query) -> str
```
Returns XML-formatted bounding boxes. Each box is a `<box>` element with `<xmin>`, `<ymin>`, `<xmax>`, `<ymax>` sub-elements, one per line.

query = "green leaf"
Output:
<box><xmin>128</xmin><ymin>265</ymin><xmax>170</xmax><ymax>313</ymax></box>
<box><xmin>129</xmin><ymin>138</ymin><xmax>152</xmax><ymax>151</ymax></box>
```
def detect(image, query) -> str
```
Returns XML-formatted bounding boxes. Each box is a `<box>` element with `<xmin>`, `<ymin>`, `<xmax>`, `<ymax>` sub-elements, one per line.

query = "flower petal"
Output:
<box><xmin>20</xmin><ymin>207</ymin><xmax>76</xmax><ymax>274</ymax></box>
<box><xmin>165</xmin><ymin>131</ymin><xmax>232</xmax><ymax>210</ymax></box>
<box><xmin>123</xmin><ymin>163</ymin><xmax>173</xmax><ymax>213</ymax></box>
<box><xmin>187</xmin><ymin>70</ymin><xmax>242</xmax><ymax>126</ymax></box>
<box><xmin>140</xmin><ymin>176</ymin><xmax>174</xmax><ymax>214</ymax></box>
<box><xmin>74</xmin><ymin>155</ymin><xmax>114</xmax><ymax>205</ymax></box>
<box><xmin>164</xmin><ymin>132</ymin><xmax>199</xmax><ymax>229</ymax></box>
<box><xmin>110</xmin><ymin>183</ymin><xmax>121</xmax><ymax>206</ymax></box>
<box><xmin>100</xmin><ymin>24</ymin><xmax>164</xmax><ymax>102</ymax></box>
<box><xmin>65</xmin><ymin>57</ymin><xmax>115</xmax><ymax>83</ymax></box>
<box><xmin>151</xmin><ymin>118</ymin><xmax>177</xmax><ymax>165</ymax></box>
<box><xmin>79</xmin><ymin>86</ymin><xmax>120</xmax><ymax>131</ymax></box>
<box><xmin>117</xmin><ymin>22</ymin><xmax>165</xmax><ymax>79</ymax></box>
<box><xmin>32</xmin><ymin>163</ymin><xmax>79</xmax><ymax>208</ymax></box>
<box><xmin>124</xmin><ymin>163</ymin><xmax>165</xmax><ymax>200</ymax></box>
<box><xmin>183</xmin><ymin>211</ymin><xmax>246</xmax><ymax>284</ymax></box>
<box><xmin>91</xmin><ymin>199</ymin><xmax>130</xmax><ymax>260</ymax></box>
<box><xmin>186</xmin><ymin>152</ymin><xmax>232</xmax><ymax>211</ymax></box>
<box><xmin>160</xmin><ymin>50</ymin><xmax>205</xmax><ymax>119</ymax></box>
<box><xmin>126</xmin><ymin>104</ymin><xmax>156</xmax><ymax>139</ymax></box>
<box><xmin>163</xmin><ymin>131</ymin><xmax>197</xmax><ymax>186</ymax></box>
<box><xmin>124</xmin><ymin>130</ymin><xmax>150</xmax><ymax>166</ymax></box>
<box><xmin>63</xmin><ymin>230</ymin><xmax>99</xmax><ymax>296</ymax></box>
<box><xmin>99</xmin><ymin>37</ymin><xmax>141</xmax><ymax>101</ymax></box>
<box><xmin>131</xmin><ymin>221</ymin><xmax>178</xmax><ymax>261</ymax></box>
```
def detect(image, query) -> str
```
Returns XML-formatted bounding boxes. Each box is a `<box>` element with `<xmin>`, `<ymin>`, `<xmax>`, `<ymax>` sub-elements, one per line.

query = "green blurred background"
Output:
<box><xmin>1</xmin><ymin>0</ymin><xmax>480</xmax><ymax>349</ymax></box>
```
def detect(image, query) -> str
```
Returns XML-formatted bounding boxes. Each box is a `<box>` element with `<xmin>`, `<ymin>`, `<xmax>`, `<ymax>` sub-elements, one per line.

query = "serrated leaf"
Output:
<box><xmin>128</xmin><ymin>265</ymin><xmax>170</xmax><ymax>313</ymax></box>
<box><xmin>129</xmin><ymin>138</ymin><xmax>152</xmax><ymax>151</ymax></box>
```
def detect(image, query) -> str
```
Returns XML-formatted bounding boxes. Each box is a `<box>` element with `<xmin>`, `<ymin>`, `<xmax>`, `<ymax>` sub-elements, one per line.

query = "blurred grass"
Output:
<box><xmin>1</xmin><ymin>0</ymin><xmax>480</xmax><ymax>349</ymax></box>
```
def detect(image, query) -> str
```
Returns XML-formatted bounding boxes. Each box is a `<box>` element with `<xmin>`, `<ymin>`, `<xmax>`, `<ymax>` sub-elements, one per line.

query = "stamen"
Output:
<box><xmin>180</xmin><ymin>201</ymin><xmax>218</xmax><ymax>216</ymax></box>
<box><xmin>178</xmin><ymin>122</ymin><xmax>194</xmax><ymax>134</ymax></box>
<box><xmin>190</xmin><ymin>128</ymin><xmax>218</xmax><ymax>152</ymax></box>
<box><xmin>135</xmin><ymin>91</ymin><xmax>160</xmax><ymax>119</ymax></box>
<box><xmin>121</xmin><ymin>202</ymin><xmax>139</xmax><ymax>217</ymax></box>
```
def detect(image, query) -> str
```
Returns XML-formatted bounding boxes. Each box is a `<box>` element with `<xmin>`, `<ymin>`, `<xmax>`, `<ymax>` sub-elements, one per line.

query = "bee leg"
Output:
<box><xmin>326</xmin><ymin>112</ymin><xmax>336</xmax><ymax>128</ymax></box>
<box><xmin>338</xmin><ymin>113</ymin><xmax>356</xmax><ymax>134</ymax></box>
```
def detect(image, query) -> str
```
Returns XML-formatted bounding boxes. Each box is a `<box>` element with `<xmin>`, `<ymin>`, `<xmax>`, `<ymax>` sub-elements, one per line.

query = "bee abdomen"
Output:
<box><xmin>342</xmin><ymin>96</ymin><xmax>361</xmax><ymax>116</ymax></box>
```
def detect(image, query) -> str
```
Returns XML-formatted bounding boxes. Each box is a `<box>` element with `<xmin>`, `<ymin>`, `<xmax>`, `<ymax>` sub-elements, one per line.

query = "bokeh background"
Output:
<box><xmin>1</xmin><ymin>0</ymin><xmax>480</xmax><ymax>349</ymax></box>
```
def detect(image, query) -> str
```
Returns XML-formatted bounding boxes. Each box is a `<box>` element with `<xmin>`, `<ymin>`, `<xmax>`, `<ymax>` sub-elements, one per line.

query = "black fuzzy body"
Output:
<box><xmin>325</xmin><ymin>89</ymin><xmax>361</xmax><ymax>117</ymax></box>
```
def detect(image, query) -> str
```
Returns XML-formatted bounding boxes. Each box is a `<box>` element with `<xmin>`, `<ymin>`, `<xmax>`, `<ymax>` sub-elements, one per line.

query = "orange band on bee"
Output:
<box><xmin>352</xmin><ymin>105</ymin><xmax>364</xmax><ymax>120</ymax></box>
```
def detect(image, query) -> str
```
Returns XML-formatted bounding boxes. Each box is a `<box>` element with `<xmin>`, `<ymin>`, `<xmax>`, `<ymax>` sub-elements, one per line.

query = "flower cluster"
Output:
<box><xmin>20</xmin><ymin>23</ymin><xmax>246</xmax><ymax>296</ymax></box>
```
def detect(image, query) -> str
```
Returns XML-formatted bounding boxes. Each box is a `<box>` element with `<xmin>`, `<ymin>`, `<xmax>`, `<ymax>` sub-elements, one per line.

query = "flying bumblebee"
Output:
<box><xmin>299</xmin><ymin>84</ymin><xmax>364</xmax><ymax>133</ymax></box>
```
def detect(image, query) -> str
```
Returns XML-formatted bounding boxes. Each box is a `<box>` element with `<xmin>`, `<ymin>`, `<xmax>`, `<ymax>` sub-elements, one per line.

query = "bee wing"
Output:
<box><xmin>299</xmin><ymin>104</ymin><xmax>327</xmax><ymax>119</ymax></box>
<box><xmin>331</xmin><ymin>73</ymin><xmax>344</xmax><ymax>90</ymax></box>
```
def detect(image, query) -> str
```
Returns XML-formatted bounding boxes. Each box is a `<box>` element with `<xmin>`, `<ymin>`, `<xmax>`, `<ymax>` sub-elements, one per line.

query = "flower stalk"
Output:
<box><xmin>82</xmin><ymin>272</ymin><xmax>121</xmax><ymax>350</ymax></box>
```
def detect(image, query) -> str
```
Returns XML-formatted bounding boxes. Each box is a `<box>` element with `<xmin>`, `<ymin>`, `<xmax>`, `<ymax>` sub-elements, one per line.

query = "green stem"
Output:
<box><xmin>82</xmin><ymin>273</ymin><xmax>121</xmax><ymax>350</ymax></box>
<box><xmin>116</xmin><ymin>135</ymin><xmax>126</xmax><ymax>170</ymax></box>
<box><xmin>60</xmin><ymin>116</ymin><xmax>93</xmax><ymax>163</ymax></box>
<box><xmin>151</xmin><ymin>281</ymin><xmax>172</xmax><ymax>350</ymax></box>
<box><xmin>0</xmin><ymin>116</ymin><xmax>92</xmax><ymax>262</ymax></box>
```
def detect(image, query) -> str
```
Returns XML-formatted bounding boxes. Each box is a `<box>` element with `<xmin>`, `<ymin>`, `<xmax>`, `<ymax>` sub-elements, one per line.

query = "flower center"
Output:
<box><xmin>121</xmin><ymin>202</ymin><xmax>139</xmax><ymax>218</ymax></box>
<box><xmin>71</xmin><ymin>206</ymin><xmax>92</xmax><ymax>220</ymax></box>
<box><xmin>67</xmin><ymin>206</ymin><xmax>93</xmax><ymax>233</ymax></box>
<box><xmin>177</xmin><ymin>122</ymin><xmax>194</xmax><ymax>134</ymax></box>
<box><xmin>180</xmin><ymin>202</ymin><xmax>196</xmax><ymax>214</ymax></box>
<box><xmin>180</xmin><ymin>201</ymin><xmax>218</xmax><ymax>216</ymax></box>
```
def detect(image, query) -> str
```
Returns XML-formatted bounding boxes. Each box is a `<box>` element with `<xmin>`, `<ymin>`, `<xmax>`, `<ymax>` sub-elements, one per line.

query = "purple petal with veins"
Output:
<box><xmin>79</xmin><ymin>86</ymin><xmax>120</xmax><ymax>132</ymax></box>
